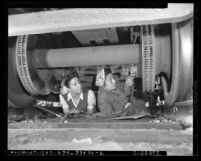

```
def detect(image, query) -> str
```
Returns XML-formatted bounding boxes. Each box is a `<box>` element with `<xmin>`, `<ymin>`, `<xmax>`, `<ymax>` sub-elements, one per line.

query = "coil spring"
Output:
<box><xmin>141</xmin><ymin>25</ymin><xmax>156</xmax><ymax>92</ymax></box>
<box><xmin>15</xmin><ymin>35</ymin><xmax>40</xmax><ymax>95</ymax></box>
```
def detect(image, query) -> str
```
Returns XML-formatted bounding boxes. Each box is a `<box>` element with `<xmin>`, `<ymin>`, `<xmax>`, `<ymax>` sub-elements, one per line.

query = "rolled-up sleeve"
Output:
<box><xmin>59</xmin><ymin>94</ymin><xmax>69</xmax><ymax>114</ymax></box>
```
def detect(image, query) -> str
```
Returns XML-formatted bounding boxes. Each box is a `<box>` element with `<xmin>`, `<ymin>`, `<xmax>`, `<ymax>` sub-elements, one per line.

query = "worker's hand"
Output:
<box><xmin>125</xmin><ymin>76</ymin><xmax>134</xmax><ymax>87</ymax></box>
<box><xmin>124</xmin><ymin>102</ymin><xmax>132</xmax><ymax>110</ymax></box>
<box><xmin>60</xmin><ymin>86</ymin><xmax>69</xmax><ymax>95</ymax></box>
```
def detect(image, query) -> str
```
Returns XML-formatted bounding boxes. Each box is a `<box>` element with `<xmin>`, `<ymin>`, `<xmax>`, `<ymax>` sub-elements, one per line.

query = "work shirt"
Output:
<box><xmin>98</xmin><ymin>82</ymin><xmax>130</xmax><ymax>114</ymax></box>
<box><xmin>59</xmin><ymin>88</ymin><xmax>96</xmax><ymax>114</ymax></box>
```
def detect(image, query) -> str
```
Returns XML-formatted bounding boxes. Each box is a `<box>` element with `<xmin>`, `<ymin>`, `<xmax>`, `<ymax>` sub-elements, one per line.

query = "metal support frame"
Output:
<box><xmin>9</xmin><ymin>4</ymin><xmax>193</xmax><ymax>36</ymax></box>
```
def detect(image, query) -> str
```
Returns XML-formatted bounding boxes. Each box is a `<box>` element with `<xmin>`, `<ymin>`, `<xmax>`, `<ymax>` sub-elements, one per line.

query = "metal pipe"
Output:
<box><xmin>32</xmin><ymin>44</ymin><xmax>140</xmax><ymax>68</ymax></box>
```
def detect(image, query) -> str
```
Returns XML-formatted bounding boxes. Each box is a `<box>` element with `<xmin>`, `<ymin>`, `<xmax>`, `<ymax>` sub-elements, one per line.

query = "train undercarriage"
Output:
<box><xmin>7</xmin><ymin>5</ymin><xmax>194</xmax><ymax>154</ymax></box>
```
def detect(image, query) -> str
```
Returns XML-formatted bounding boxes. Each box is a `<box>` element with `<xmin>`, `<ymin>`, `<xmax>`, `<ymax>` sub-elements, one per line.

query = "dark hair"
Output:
<box><xmin>104</xmin><ymin>67</ymin><xmax>112</xmax><ymax>78</ymax></box>
<box><xmin>64</xmin><ymin>70</ymin><xmax>79</xmax><ymax>87</ymax></box>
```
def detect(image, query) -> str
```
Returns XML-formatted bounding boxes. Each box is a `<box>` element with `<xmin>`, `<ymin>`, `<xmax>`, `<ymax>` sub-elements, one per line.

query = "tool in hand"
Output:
<box><xmin>33</xmin><ymin>104</ymin><xmax>64</xmax><ymax>119</ymax></box>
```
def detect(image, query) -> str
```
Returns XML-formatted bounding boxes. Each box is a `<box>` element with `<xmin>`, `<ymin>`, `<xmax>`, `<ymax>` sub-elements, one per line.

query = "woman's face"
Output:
<box><xmin>69</xmin><ymin>77</ymin><xmax>82</xmax><ymax>94</ymax></box>
<box><xmin>105</xmin><ymin>73</ymin><xmax>116</xmax><ymax>90</ymax></box>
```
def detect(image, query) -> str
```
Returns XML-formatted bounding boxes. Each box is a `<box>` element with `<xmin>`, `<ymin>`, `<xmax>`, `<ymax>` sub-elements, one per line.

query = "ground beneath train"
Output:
<box><xmin>7</xmin><ymin>101</ymin><xmax>193</xmax><ymax>156</ymax></box>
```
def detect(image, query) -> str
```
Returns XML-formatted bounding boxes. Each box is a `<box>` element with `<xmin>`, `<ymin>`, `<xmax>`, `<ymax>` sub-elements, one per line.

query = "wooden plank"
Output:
<box><xmin>107</xmin><ymin>114</ymin><xmax>158</xmax><ymax>120</ymax></box>
<box><xmin>8</xmin><ymin>119</ymin><xmax>183</xmax><ymax>130</ymax></box>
